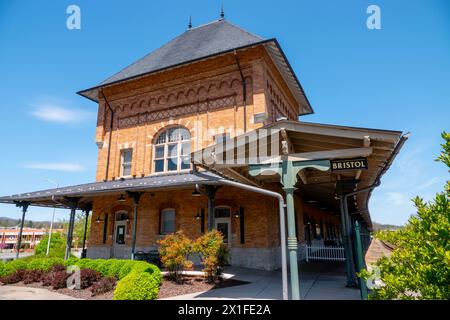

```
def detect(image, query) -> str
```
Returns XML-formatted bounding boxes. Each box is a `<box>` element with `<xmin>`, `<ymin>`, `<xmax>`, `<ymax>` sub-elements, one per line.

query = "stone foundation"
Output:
<box><xmin>229</xmin><ymin>247</ymin><xmax>282</xmax><ymax>271</ymax></box>
<box><xmin>87</xmin><ymin>245</ymin><xmax>284</xmax><ymax>271</ymax></box>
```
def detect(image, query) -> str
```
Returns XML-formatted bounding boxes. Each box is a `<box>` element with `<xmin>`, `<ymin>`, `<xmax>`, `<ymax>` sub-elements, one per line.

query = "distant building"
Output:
<box><xmin>0</xmin><ymin>228</ymin><xmax>63</xmax><ymax>250</ymax></box>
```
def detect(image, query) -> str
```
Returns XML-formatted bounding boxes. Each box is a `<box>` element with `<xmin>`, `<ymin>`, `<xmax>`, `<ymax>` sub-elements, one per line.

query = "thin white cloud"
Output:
<box><xmin>25</xmin><ymin>163</ymin><xmax>85</xmax><ymax>172</ymax></box>
<box><xmin>30</xmin><ymin>103</ymin><xmax>94</xmax><ymax>123</ymax></box>
<box><xmin>411</xmin><ymin>176</ymin><xmax>441</xmax><ymax>192</ymax></box>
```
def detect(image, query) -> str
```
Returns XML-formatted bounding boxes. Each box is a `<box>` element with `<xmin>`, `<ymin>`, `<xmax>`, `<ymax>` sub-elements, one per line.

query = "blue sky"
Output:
<box><xmin>0</xmin><ymin>0</ymin><xmax>449</xmax><ymax>225</ymax></box>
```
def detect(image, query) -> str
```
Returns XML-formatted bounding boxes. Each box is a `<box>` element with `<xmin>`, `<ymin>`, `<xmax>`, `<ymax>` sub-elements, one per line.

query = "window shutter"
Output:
<box><xmin>239</xmin><ymin>206</ymin><xmax>245</xmax><ymax>244</ymax></box>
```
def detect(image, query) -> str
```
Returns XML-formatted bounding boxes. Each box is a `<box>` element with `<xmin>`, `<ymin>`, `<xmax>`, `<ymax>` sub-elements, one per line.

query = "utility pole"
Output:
<box><xmin>45</xmin><ymin>178</ymin><xmax>58</xmax><ymax>256</ymax></box>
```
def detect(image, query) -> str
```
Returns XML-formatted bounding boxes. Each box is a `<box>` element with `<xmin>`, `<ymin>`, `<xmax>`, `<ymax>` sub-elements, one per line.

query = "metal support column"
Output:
<box><xmin>81</xmin><ymin>206</ymin><xmax>91</xmax><ymax>259</ymax></box>
<box><xmin>340</xmin><ymin>196</ymin><xmax>357</xmax><ymax>287</ymax></box>
<box><xmin>281</xmin><ymin>160</ymin><xmax>300</xmax><ymax>300</ymax></box>
<box><xmin>14</xmin><ymin>201</ymin><xmax>30</xmax><ymax>259</ymax></box>
<box><xmin>354</xmin><ymin>221</ymin><xmax>368</xmax><ymax>300</ymax></box>
<box><xmin>127</xmin><ymin>192</ymin><xmax>142</xmax><ymax>260</ymax></box>
<box><xmin>205</xmin><ymin>185</ymin><xmax>218</xmax><ymax>231</ymax></box>
<box><xmin>64</xmin><ymin>197</ymin><xmax>80</xmax><ymax>260</ymax></box>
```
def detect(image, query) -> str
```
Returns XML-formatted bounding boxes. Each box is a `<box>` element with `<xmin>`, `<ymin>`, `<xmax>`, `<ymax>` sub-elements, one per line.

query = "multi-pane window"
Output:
<box><xmin>121</xmin><ymin>149</ymin><xmax>133</xmax><ymax>177</ymax></box>
<box><xmin>160</xmin><ymin>208</ymin><xmax>176</xmax><ymax>234</ymax></box>
<box><xmin>153</xmin><ymin>127</ymin><xmax>191</xmax><ymax>173</ymax></box>
<box><xmin>214</xmin><ymin>133</ymin><xmax>230</xmax><ymax>145</ymax></box>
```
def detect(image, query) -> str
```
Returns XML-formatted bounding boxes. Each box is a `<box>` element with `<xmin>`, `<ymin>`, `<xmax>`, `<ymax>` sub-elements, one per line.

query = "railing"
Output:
<box><xmin>305</xmin><ymin>245</ymin><xmax>346</xmax><ymax>262</ymax></box>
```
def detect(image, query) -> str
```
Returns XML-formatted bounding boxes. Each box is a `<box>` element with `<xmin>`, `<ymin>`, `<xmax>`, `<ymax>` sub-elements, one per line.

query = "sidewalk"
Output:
<box><xmin>162</xmin><ymin>262</ymin><xmax>360</xmax><ymax>300</ymax></box>
<box><xmin>0</xmin><ymin>286</ymin><xmax>80</xmax><ymax>300</ymax></box>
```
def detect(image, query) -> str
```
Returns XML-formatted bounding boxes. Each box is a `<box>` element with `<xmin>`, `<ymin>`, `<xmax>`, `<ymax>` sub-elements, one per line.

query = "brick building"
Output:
<box><xmin>0</xmin><ymin>18</ymin><xmax>406</xmax><ymax>292</ymax></box>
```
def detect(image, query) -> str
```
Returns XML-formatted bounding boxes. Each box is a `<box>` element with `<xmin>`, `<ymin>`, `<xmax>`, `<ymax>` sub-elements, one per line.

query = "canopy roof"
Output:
<box><xmin>0</xmin><ymin>172</ymin><xmax>222</xmax><ymax>209</ymax></box>
<box><xmin>77</xmin><ymin>19</ymin><xmax>313</xmax><ymax>115</ymax></box>
<box><xmin>193</xmin><ymin>120</ymin><xmax>407</xmax><ymax>228</ymax></box>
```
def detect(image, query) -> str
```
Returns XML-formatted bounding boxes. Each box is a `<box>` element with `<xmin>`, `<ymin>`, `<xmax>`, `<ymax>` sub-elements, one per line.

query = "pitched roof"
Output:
<box><xmin>102</xmin><ymin>19</ymin><xmax>263</xmax><ymax>86</ymax></box>
<box><xmin>78</xmin><ymin>19</ymin><xmax>314</xmax><ymax>115</ymax></box>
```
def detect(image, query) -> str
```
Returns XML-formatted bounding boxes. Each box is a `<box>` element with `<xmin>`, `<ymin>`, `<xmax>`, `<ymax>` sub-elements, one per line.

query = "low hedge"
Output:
<box><xmin>113</xmin><ymin>270</ymin><xmax>160</xmax><ymax>300</ymax></box>
<box><xmin>27</xmin><ymin>258</ymin><xmax>65</xmax><ymax>272</ymax></box>
<box><xmin>0</xmin><ymin>256</ymin><xmax>161</xmax><ymax>300</ymax></box>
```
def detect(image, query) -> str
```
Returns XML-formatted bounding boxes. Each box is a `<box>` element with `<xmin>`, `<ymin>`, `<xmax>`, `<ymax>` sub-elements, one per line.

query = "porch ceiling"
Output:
<box><xmin>193</xmin><ymin>120</ymin><xmax>405</xmax><ymax>228</ymax></box>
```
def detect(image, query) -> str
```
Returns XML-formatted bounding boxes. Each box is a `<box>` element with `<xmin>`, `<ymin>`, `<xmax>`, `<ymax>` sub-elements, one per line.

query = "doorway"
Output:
<box><xmin>112</xmin><ymin>212</ymin><xmax>128</xmax><ymax>258</ymax></box>
<box><xmin>214</xmin><ymin>218</ymin><xmax>231</xmax><ymax>245</ymax></box>
<box><xmin>214</xmin><ymin>206</ymin><xmax>231</xmax><ymax>245</ymax></box>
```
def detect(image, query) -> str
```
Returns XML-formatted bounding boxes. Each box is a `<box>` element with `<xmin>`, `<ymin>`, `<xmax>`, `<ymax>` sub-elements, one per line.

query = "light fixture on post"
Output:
<box><xmin>233</xmin><ymin>210</ymin><xmax>241</xmax><ymax>218</ymax></box>
<box><xmin>95</xmin><ymin>215</ymin><xmax>103</xmax><ymax>223</ymax></box>
<box><xmin>194</xmin><ymin>208</ymin><xmax>205</xmax><ymax>233</ymax></box>
<box><xmin>117</xmin><ymin>194</ymin><xmax>126</xmax><ymax>202</ymax></box>
<box><xmin>192</xmin><ymin>189</ymin><xmax>201</xmax><ymax>197</ymax></box>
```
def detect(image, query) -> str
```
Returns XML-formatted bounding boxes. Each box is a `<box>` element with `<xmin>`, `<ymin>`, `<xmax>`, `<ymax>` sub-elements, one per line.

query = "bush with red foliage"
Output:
<box><xmin>80</xmin><ymin>268</ymin><xmax>102</xmax><ymax>289</ymax></box>
<box><xmin>90</xmin><ymin>277</ymin><xmax>116</xmax><ymax>296</ymax></box>
<box><xmin>0</xmin><ymin>269</ymin><xmax>25</xmax><ymax>284</ymax></box>
<box><xmin>51</xmin><ymin>271</ymin><xmax>70</xmax><ymax>289</ymax></box>
<box><xmin>41</xmin><ymin>272</ymin><xmax>54</xmax><ymax>286</ymax></box>
<box><xmin>51</xmin><ymin>264</ymin><xmax>66</xmax><ymax>272</ymax></box>
<box><xmin>22</xmin><ymin>270</ymin><xmax>44</xmax><ymax>284</ymax></box>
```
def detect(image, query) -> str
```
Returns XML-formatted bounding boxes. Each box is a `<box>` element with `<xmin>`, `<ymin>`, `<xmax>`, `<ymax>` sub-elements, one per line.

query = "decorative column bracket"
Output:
<box><xmin>248</xmin><ymin>159</ymin><xmax>331</xmax><ymax>184</ymax></box>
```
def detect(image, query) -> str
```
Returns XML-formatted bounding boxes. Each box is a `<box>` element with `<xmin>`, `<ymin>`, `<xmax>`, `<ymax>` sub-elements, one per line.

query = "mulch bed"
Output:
<box><xmin>157</xmin><ymin>276</ymin><xmax>250</xmax><ymax>299</ymax></box>
<box><xmin>10</xmin><ymin>281</ymin><xmax>114</xmax><ymax>300</ymax></box>
<box><xmin>7</xmin><ymin>276</ymin><xmax>249</xmax><ymax>300</ymax></box>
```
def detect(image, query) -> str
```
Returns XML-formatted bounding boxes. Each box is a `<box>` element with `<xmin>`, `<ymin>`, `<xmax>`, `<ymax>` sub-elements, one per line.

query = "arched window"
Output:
<box><xmin>153</xmin><ymin>126</ymin><xmax>191</xmax><ymax>173</ymax></box>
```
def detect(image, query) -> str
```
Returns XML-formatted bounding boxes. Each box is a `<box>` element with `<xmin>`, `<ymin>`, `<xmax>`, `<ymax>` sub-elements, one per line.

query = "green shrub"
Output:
<box><xmin>194</xmin><ymin>230</ymin><xmax>228</xmax><ymax>282</ymax></box>
<box><xmin>84</xmin><ymin>259</ymin><xmax>103</xmax><ymax>271</ymax></box>
<box><xmin>0</xmin><ymin>262</ymin><xmax>6</xmax><ymax>278</ymax></box>
<box><xmin>28</xmin><ymin>258</ymin><xmax>65</xmax><ymax>272</ymax></box>
<box><xmin>118</xmin><ymin>261</ymin><xmax>135</xmax><ymax>280</ymax></box>
<box><xmin>96</xmin><ymin>260</ymin><xmax>115</xmax><ymax>277</ymax></box>
<box><xmin>3</xmin><ymin>259</ymin><xmax>28</xmax><ymax>276</ymax></box>
<box><xmin>66</xmin><ymin>257</ymin><xmax>80</xmax><ymax>267</ymax></box>
<box><xmin>158</xmin><ymin>231</ymin><xmax>193</xmax><ymax>283</ymax></box>
<box><xmin>113</xmin><ymin>271</ymin><xmax>160</xmax><ymax>300</ymax></box>
<box><xmin>34</xmin><ymin>233</ymin><xmax>66</xmax><ymax>258</ymax></box>
<box><xmin>106</xmin><ymin>260</ymin><xmax>127</xmax><ymax>279</ymax></box>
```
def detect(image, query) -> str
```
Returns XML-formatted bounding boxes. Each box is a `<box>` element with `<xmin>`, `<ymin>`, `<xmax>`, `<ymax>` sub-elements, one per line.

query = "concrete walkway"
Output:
<box><xmin>0</xmin><ymin>286</ymin><xmax>80</xmax><ymax>300</ymax></box>
<box><xmin>162</xmin><ymin>262</ymin><xmax>360</xmax><ymax>300</ymax></box>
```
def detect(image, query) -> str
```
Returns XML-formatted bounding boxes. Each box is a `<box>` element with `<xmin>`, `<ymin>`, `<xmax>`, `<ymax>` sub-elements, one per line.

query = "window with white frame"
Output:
<box><xmin>214</xmin><ymin>133</ymin><xmax>230</xmax><ymax>145</ymax></box>
<box><xmin>121</xmin><ymin>149</ymin><xmax>133</xmax><ymax>177</ymax></box>
<box><xmin>153</xmin><ymin>127</ymin><xmax>191</xmax><ymax>173</ymax></box>
<box><xmin>160</xmin><ymin>208</ymin><xmax>176</xmax><ymax>234</ymax></box>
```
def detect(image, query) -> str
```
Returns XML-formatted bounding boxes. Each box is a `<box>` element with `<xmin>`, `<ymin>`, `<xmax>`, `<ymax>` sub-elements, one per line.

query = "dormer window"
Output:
<box><xmin>153</xmin><ymin>126</ymin><xmax>191</xmax><ymax>173</ymax></box>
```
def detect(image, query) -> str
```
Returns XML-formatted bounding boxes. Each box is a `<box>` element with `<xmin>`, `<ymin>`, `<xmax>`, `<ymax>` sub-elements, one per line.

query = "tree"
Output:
<box><xmin>362</xmin><ymin>132</ymin><xmax>450</xmax><ymax>299</ymax></box>
<box><xmin>60</xmin><ymin>212</ymin><xmax>91</xmax><ymax>248</ymax></box>
<box><xmin>34</xmin><ymin>232</ymin><xmax>66</xmax><ymax>258</ymax></box>
<box><xmin>73</xmin><ymin>212</ymin><xmax>91</xmax><ymax>248</ymax></box>
<box><xmin>158</xmin><ymin>231</ymin><xmax>193</xmax><ymax>283</ymax></box>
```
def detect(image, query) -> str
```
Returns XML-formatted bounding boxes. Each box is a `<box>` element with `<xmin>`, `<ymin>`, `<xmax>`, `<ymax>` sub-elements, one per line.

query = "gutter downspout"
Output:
<box><xmin>341</xmin><ymin>133</ymin><xmax>409</xmax><ymax>285</ymax></box>
<box><xmin>234</xmin><ymin>51</ymin><xmax>247</xmax><ymax>133</ymax></box>
<box><xmin>100</xmin><ymin>90</ymin><xmax>114</xmax><ymax>181</ymax></box>
<box><xmin>203</xmin><ymin>179</ymin><xmax>289</xmax><ymax>300</ymax></box>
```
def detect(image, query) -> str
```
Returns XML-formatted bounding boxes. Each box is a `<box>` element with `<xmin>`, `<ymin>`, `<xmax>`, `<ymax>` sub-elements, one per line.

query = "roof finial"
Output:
<box><xmin>188</xmin><ymin>16</ymin><xmax>192</xmax><ymax>29</ymax></box>
<box><xmin>220</xmin><ymin>3</ymin><xmax>225</xmax><ymax>20</ymax></box>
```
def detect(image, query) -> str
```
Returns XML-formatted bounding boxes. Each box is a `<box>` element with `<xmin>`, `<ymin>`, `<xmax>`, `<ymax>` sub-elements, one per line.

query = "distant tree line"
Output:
<box><xmin>0</xmin><ymin>217</ymin><xmax>64</xmax><ymax>229</ymax></box>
